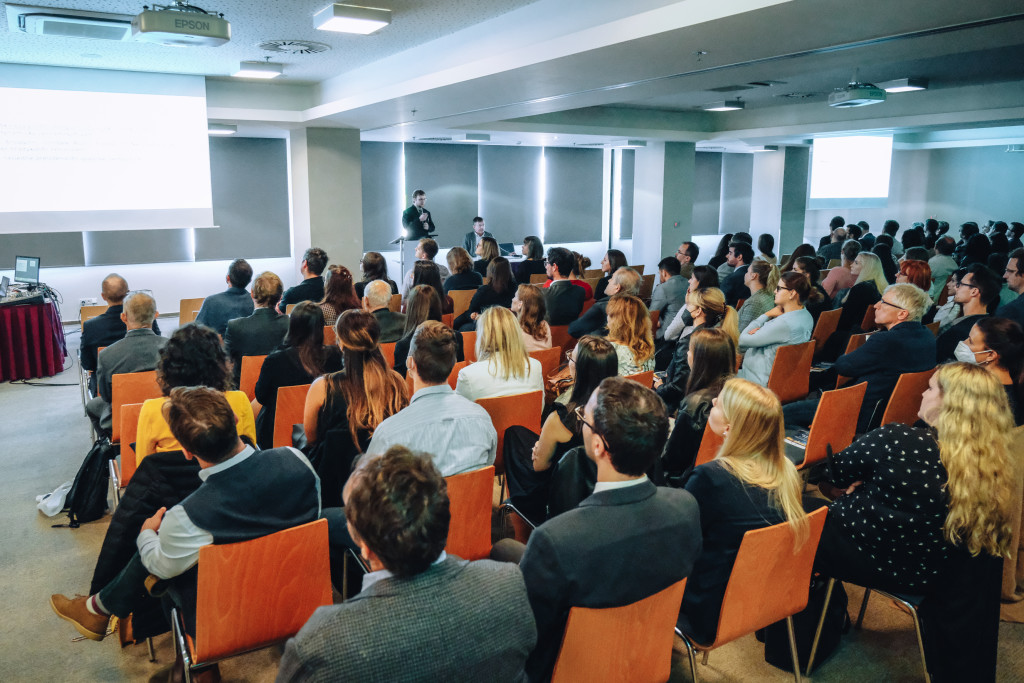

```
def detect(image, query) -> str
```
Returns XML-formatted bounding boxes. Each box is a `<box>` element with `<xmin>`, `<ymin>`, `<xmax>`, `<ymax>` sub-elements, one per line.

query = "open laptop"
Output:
<box><xmin>0</xmin><ymin>276</ymin><xmax>9</xmax><ymax>298</ymax></box>
<box><xmin>498</xmin><ymin>242</ymin><xmax>520</xmax><ymax>257</ymax></box>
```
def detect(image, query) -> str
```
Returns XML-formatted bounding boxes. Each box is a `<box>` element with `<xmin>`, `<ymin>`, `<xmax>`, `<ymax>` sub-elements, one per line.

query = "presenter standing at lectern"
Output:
<box><xmin>401</xmin><ymin>189</ymin><xmax>436</xmax><ymax>240</ymax></box>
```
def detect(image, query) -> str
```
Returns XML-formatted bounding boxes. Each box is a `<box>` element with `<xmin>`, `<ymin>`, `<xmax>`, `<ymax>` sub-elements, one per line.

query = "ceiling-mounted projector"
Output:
<box><xmin>132</xmin><ymin>1</ymin><xmax>230</xmax><ymax>46</ymax></box>
<box><xmin>828</xmin><ymin>72</ymin><xmax>886</xmax><ymax>108</ymax></box>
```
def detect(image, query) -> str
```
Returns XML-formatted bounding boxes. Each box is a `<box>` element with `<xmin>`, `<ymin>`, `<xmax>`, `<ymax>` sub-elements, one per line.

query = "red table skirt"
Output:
<box><xmin>0</xmin><ymin>301</ymin><xmax>68</xmax><ymax>382</ymax></box>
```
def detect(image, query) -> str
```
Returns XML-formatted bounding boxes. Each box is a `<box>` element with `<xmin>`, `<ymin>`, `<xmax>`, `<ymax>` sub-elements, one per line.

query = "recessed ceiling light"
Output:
<box><xmin>749</xmin><ymin>145</ymin><xmax>779</xmax><ymax>153</ymax></box>
<box><xmin>877</xmin><ymin>77</ymin><xmax>929</xmax><ymax>93</ymax></box>
<box><xmin>208</xmin><ymin>123</ymin><xmax>237</xmax><ymax>136</ymax></box>
<box><xmin>702</xmin><ymin>100</ymin><xmax>745</xmax><ymax>112</ymax></box>
<box><xmin>606</xmin><ymin>140</ymin><xmax>647</xmax><ymax>149</ymax></box>
<box><xmin>314</xmin><ymin>4</ymin><xmax>391</xmax><ymax>34</ymax></box>
<box><xmin>452</xmin><ymin>133</ymin><xmax>490</xmax><ymax>143</ymax></box>
<box><xmin>233</xmin><ymin>60</ymin><xmax>283</xmax><ymax>79</ymax></box>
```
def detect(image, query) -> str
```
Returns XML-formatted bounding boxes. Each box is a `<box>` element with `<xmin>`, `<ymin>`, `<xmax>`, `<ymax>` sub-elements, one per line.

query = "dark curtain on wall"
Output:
<box><xmin>479</xmin><ymin>145</ymin><xmax>543</xmax><ymax>247</ymax></box>
<box><xmin>361</xmin><ymin>141</ymin><xmax>404</xmax><ymax>253</ymax></box>
<box><xmin>543</xmin><ymin>147</ymin><xmax>603</xmax><ymax>244</ymax></box>
<box><xmin>403</xmin><ymin>142</ymin><xmax>479</xmax><ymax>251</ymax></box>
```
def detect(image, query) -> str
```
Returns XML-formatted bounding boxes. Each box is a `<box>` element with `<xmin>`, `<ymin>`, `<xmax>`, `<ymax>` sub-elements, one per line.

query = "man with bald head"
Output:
<box><xmin>362</xmin><ymin>279</ymin><xmax>406</xmax><ymax>343</ymax></box>
<box><xmin>81</xmin><ymin>274</ymin><xmax>161</xmax><ymax>394</ymax></box>
<box><xmin>85</xmin><ymin>292</ymin><xmax>167</xmax><ymax>435</ymax></box>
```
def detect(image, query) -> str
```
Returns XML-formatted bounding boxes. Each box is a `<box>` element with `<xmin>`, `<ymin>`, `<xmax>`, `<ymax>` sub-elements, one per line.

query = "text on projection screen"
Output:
<box><xmin>0</xmin><ymin>87</ymin><xmax>214</xmax><ymax>234</ymax></box>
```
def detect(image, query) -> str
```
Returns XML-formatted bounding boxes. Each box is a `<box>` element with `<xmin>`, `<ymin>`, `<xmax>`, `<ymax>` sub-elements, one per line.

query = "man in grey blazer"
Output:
<box><xmin>516</xmin><ymin>377</ymin><xmax>702</xmax><ymax>682</ymax></box>
<box><xmin>277</xmin><ymin>446</ymin><xmax>536</xmax><ymax>683</ymax></box>
<box><xmin>85</xmin><ymin>291</ymin><xmax>167</xmax><ymax>435</ymax></box>
<box><xmin>363</xmin><ymin>279</ymin><xmax>406</xmax><ymax>343</ymax></box>
<box><xmin>462</xmin><ymin>216</ymin><xmax>493</xmax><ymax>254</ymax></box>
<box><xmin>223</xmin><ymin>271</ymin><xmax>290</xmax><ymax>387</ymax></box>
<box><xmin>650</xmin><ymin>257</ymin><xmax>687</xmax><ymax>341</ymax></box>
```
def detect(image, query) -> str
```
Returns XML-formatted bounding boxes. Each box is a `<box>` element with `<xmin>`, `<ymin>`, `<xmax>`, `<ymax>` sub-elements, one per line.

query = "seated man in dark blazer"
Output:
<box><xmin>278</xmin><ymin>247</ymin><xmax>328</xmax><ymax>314</ymax></box>
<box><xmin>935</xmin><ymin>263</ymin><xmax>1000</xmax><ymax>362</ymax></box>
<box><xmin>81</xmin><ymin>273</ymin><xmax>161</xmax><ymax>393</ymax></box>
<box><xmin>515</xmin><ymin>377</ymin><xmax>702</xmax><ymax>682</ymax></box>
<box><xmin>277</xmin><ymin>446</ymin><xmax>536</xmax><ymax>683</ymax></box>
<box><xmin>720</xmin><ymin>241</ymin><xmax>754</xmax><ymax>307</ymax></box>
<box><xmin>461</xmin><ymin>216</ymin><xmax>493</xmax><ymax>254</ymax></box>
<box><xmin>362</xmin><ymin>279</ymin><xmax>406</xmax><ymax>343</ymax></box>
<box><xmin>224</xmin><ymin>271</ymin><xmax>290</xmax><ymax>387</ymax></box>
<box><xmin>195</xmin><ymin>259</ymin><xmax>254</xmax><ymax>336</ymax></box>
<box><xmin>543</xmin><ymin>247</ymin><xmax>585</xmax><ymax>326</ymax></box>
<box><xmin>784</xmin><ymin>283</ymin><xmax>937</xmax><ymax>433</ymax></box>
<box><xmin>569</xmin><ymin>267</ymin><xmax>642</xmax><ymax>338</ymax></box>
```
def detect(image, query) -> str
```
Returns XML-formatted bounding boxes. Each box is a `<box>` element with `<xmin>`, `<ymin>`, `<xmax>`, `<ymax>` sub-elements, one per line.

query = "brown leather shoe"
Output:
<box><xmin>50</xmin><ymin>594</ymin><xmax>110</xmax><ymax>641</ymax></box>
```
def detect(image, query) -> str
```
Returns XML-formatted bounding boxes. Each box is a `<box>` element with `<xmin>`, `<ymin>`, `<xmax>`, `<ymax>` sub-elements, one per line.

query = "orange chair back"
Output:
<box><xmin>323</xmin><ymin>326</ymin><xmax>337</xmax><ymax>347</ymax></box>
<box><xmin>584</xmin><ymin>269</ymin><xmax>603</xmax><ymax>279</ymax></box>
<box><xmin>625</xmin><ymin>370</ymin><xmax>654</xmax><ymax>389</ymax></box>
<box><xmin>179</xmin><ymin>298</ymin><xmax>205</xmax><ymax>325</ymax></box>
<box><xmin>441</xmin><ymin>313</ymin><xmax>454</xmax><ymax>327</ymax></box>
<box><xmin>549</xmin><ymin>325</ymin><xmax>576</xmax><ymax>356</ymax></box>
<box><xmin>694</xmin><ymin>424</ymin><xmax>724</xmax><ymax>468</ymax></box>
<box><xmin>811</xmin><ymin>308</ymin><xmax>842</xmax><ymax>358</ymax></box>
<box><xmin>462</xmin><ymin>331</ymin><xmax>478</xmax><ymax>362</ymax></box>
<box><xmin>638</xmin><ymin>274</ymin><xmax>656</xmax><ymax>300</ymax></box>
<box><xmin>379</xmin><ymin>342</ymin><xmax>397</xmax><ymax>369</ymax></box>
<box><xmin>530</xmin><ymin>346</ymin><xmax>563</xmax><ymax>384</ymax></box>
<box><xmin>734</xmin><ymin>299</ymin><xmax>746</xmax><ymax>312</ymax></box>
<box><xmin>707</xmin><ymin>507</ymin><xmax>827</xmax><ymax>648</ymax></box>
<box><xmin>766</xmin><ymin>340</ymin><xmax>814</xmax><ymax>404</ymax></box>
<box><xmin>193</xmin><ymin>519</ymin><xmax>331</xmax><ymax>663</ymax></box>
<box><xmin>925</xmin><ymin>320</ymin><xmax>939</xmax><ymax>336</ymax></box>
<box><xmin>836</xmin><ymin>332</ymin><xmax>872</xmax><ymax>387</ymax></box>
<box><xmin>632</xmin><ymin>264</ymin><xmax>645</xmax><ymax>275</ymax></box>
<box><xmin>649</xmin><ymin>309</ymin><xmax>660</xmax><ymax>330</ymax></box>
<box><xmin>581</xmin><ymin>298</ymin><xmax>595</xmax><ymax>314</ymax></box>
<box><xmin>450</xmin><ymin>289</ymin><xmax>475</xmax><ymax>320</ymax></box>
<box><xmin>476</xmin><ymin>391</ymin><xmax>544</xmax><ymax>475</ymax></box>
<box><xmin>552</xmin><ymin>579</ymin><xmax>687</xmax><ymax>683</ymax></box>
<box><xmin>530</xmin><ymin>273</ymin><xmax>548</xmax><ymax>284</ymax></box>
<box><xmin>273</xmin><ymin>384</ymin><xmax>311</xmax><ymax>449</ymax></box>
<box><xmin>119</xmin><ymin>402</ymin><xmax>144</xmax><ymax>487</ymax></box>
<box><xmin>285</xmin><ymin>304</ymin><xmax>297</xmax><ymax>314</ymax></box>
<box><xmin>584</xmin><ymin>276</ymin><xmax>601</xmax><ymax>291</ymax></box>
<box><xmin>444</xmin><ymin>466</ymin><xmax>494</xmax><ymax>561</ymax></box>
<box><xmin>880</xmin><ymin>368</ymin><xmax>936</xmax><ymax>427</ymax></box>
<box><xmin>800</xmin><ymin>382</ymin><xmax>867</xmax><ymax>469</ymax></box>
<box><xmin>447</xmin><ymin>360</ymin><xmax>471</xmax><ymax>389</ymax></box>
<box><xmin>111</xmin><ymin>371</ymin><xmax>161</xmax><ymax>444</ymax></box>
<box><xmin>935</xmin><ymin>274</ymin><xmax>952</xmax><ymax>306</ymax></box>
<box><xmin>80</xmin><ymin>305</ymin><xmax>107</xmax><ymax>325</ymax></box>
<box><xmin>388</xmin><ymin>293</ymin><xmax>402</xmax><ymax>312</ymax></box>
<box><xmin>860</xmin><ymin>304</ymin><xmax>876</xmax><ymax>331</ymax></box>
<box><xmin>239</xmin><ymin>355</ymin><xmax>267</xmax><ymax>402</ymax></box>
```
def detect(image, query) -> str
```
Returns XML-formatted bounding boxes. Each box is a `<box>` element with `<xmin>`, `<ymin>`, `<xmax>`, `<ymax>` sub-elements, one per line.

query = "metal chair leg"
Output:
<box><xmin>805</xmin><ymin>577</ymin><xmax>836</xmax><ymax>676</ymax></box>
<box><xmin>108</xmin><ymin>460</ymin><xmax>121</xmax><ymax>508</ymax></box>
<box><xmin>701</xmin><ymin>651</ymin><xmax>709</xmax><ymax>665</ymax></box>
<box><xmin>785</xmin><ymin>616</ymin><xmax>803</xmax><ymax>683</ymax></box>
<box><xmin>147</xmin><ymin>636</ymin><xmax>156</xmax><ymax>662</ymax></box>
<box><xmin>906</xmin><ymin>603</ymin><xmax>931</xmax><ymax>683</ymax></box>
<box><xmin>855</xmin><ymin>588</ymin><xmax>872</xmax><ymax>629</ymax></box>
<box><xmin>675</xmin><ymin>628</ymin><xmax>700</xmax><ymax>683</ymax></box>
<box><xmin>171</xmin><ymin>607</ymin><xmax>192</xmax><ymax>683</ymax></box>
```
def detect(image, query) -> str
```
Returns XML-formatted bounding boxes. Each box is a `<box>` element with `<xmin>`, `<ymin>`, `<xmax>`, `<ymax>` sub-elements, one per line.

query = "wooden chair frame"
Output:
<box><xmin>766</xmin><ymin>341</ymin><xmax>815</xmax><ymax>404</ymax></box>
<box><xmin>110</xmin><ymin>371</ymin><xmax>161</xmax><ymax>445</ymax></box>
<box><xmin>178</xmin><ymin>298</ymin><xmax>205</xmax><ymax>326</ymax></box>
<box><xmin>792</xmin><ymin>382</ymin><xmax>867</xmax><ymax>470</ymax></box>
<box><xmin>880</xmin><ymin>368</ymin><xmax>936</xmax><ymax>427</ymax></box>
<box><xmin>238</xmin><ymin>355</ymin><xmax>268</xmax><ymax>403</ymax></box>
<box><xmin>272</xmin><ymin>384</ymin><xmax>311</xmax><ymax>449</ymax></box>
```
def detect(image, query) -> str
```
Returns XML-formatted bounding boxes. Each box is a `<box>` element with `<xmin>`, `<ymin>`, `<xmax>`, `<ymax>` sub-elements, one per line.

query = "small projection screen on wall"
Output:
<box><xmin>0</xmin><ymin>66</ymin><xmax>214</xmax><ymax>234</ymax></box>
<box><xmin>808</xmin><ymin>135</ymin><xmax>893</xmax><ymax>209</ymax></box>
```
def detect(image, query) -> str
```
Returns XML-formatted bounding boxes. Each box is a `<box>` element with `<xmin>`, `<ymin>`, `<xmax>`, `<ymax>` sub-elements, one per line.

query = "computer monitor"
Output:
<box><xmin>498</xmin><ymin>242</ymin><xmax>518</xmax><ymax>257</ymax></box>
<box><xmin>14</xmin><ymin>256</ymin><xmax>40</xmax><ymax>284</ymax></box>
<box><xmin>0</xmin><ymin>276</ymin><xmax>9</xmax><ymax>297</ymax></box>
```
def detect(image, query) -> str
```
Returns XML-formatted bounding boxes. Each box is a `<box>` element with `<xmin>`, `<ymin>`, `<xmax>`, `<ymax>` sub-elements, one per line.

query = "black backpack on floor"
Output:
<box><xmin>58</xmin><ymin>436</ymin><xmax>118</xmax><ymax>527</ymax></box>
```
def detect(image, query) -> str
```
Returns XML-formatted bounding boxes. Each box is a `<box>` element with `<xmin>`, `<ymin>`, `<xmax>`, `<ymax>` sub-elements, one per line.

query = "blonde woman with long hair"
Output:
<box><xmin>605</xmin><ymin>294</ymin><xmax>656</xmax><ymax>376</ymax></box>
<box><xmin>455</xmin><ymin>305</ymin><xmax>543</xmax><ymax>406</ymax></box>
<box><xmin>678</xmin><ymin>377</ymin><xmax>807</xmax><ymax>643</ymax></box>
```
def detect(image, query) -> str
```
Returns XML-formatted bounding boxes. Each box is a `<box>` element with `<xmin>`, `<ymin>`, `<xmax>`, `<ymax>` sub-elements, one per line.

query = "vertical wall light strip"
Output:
<box><xmin>612</xmin><ymin>149</ymin><xmax>623</xmax><ymax>246</ymax></box>
<box><xmin>398</xmin><ymin>142</ymin><xmax>407</xmax><ymax>238</ymax></box>
<box><xmin>187</xmin><ymin>228</ymin><xmax>196</xmax><ymax>261</ymax></box>
<box><xmin>537</xmin><ymin>147</ymin><xmax>547</xmax><ymax>243</ymax></box>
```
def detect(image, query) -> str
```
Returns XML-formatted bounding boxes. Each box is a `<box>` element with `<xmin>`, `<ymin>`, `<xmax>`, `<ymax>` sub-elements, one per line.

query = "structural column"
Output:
<box><xmin>632</xmin><ymin>141</ymin><xmax>696</xmax><ymax>269</ymax></box>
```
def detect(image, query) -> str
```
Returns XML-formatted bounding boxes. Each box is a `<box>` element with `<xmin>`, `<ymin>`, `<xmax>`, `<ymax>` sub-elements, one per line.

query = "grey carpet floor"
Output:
<box><xmin>1</xmin><ymin>319</ymin><xmax>1021</xmax><ymax>681</ymax></box>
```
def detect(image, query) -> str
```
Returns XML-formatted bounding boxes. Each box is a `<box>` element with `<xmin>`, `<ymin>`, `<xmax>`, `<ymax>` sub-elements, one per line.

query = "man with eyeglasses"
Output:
<box><xmin>783</xmin><ymin>283</ymin><xmax>936</xmax><ymax>434</ymax></box>
<box><xmin>936</xmin><ymin>264</ymin><xmax>1000</xmax><ymax>362</ymax></box>
<box><xmin>995</xmin><ymin>247</ymin><xmax>1024</xmax><ymax>329</ymax></box>
<box><xmin>675</xmin><ymin>241</ymin><xmax>699</xmax><ymax>279</ymax></box>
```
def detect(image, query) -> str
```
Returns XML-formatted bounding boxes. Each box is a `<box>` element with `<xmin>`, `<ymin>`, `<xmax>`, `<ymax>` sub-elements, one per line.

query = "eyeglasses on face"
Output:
<box><xmin>954</xmin><ymin>280</ymin><xmax>977</xmax><ymax>289</ymax></box>
<box><xmin>775</xmin><ymin>285</ymin><xmax>791</xmax><ymax>292</ymax></box>
<box><xmin>878</xmin><ymin>299</ymin><xmax>906</xmax><ymax>311</ymax></box>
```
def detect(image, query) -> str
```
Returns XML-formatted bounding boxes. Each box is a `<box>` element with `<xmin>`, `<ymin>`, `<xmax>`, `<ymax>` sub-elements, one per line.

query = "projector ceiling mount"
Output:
<box><xmin>132</xmin><ymin>1</ymin><xmax>231</xmax><ymax>47</ymax></box>
<box><xmin>828</xmin><ymin>69</ymin><xmax>887</xmax><ymax>108</ymax></box>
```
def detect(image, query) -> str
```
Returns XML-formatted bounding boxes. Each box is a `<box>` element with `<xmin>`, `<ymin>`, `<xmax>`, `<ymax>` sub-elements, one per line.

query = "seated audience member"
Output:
<box><xmin>935</xmin><ymin>264</ymin><xmax>1001</xmax><ymax>362</ymax></box>
<box><xmin>896</xmin><ymin>259</ymin><xmax>937</xmax><ymax>321</ymax></box>
<box><xmin>85</xmin><ymin>292</ymin><xmax>166</xmax><ymax>435</ymax></box>
<box><xmin>513</xmin><ymin>235</ymin><xmax>547</xmax><ymax>283</ymax></box>
<box><xmin>81</xmin><ymin>274</ymin><xmax>161</xmax><ymax>392</ymax></box>
<box><xmin>928</xmin><ymin>236</ymin><xmax>959</xmax><ymax>299</ymax></box>
<box><xmin>736</xmin><ymin>259</ymin><xmax>779</xmax><ymax>337</ymax></box>
<box><xmin>1009</xmin><ymin>222</ymin><xmax>1024</xmax><ymax>251</ymax></box>
<box><xmin>673</xmin><ymin>242</ymin><xmax>699</xmax><ymax>280</ymax></box>
<box><xmin>847</xmin><ymin>223</ymin><xmax>863</xmax><ymax>245</ymax></box>
<box><xmin>514</xmin><ymin>377</ymin><xmax>701</xmax><ymax>682</ymax></box>
<box><xmin>542</xmin><ymin>247</ymin><xmax>586</xmax><ymax>325</ymax></box>
<box><xmin>996</xmin><ymin>248</ymin><xmax>1024</xmax><ymax>328</ymax></box>
<box><xmin>661</xmin><ymin>329</ymin><xmax>736</xmax><ymax>483</ymax></box>
<box><xmin>605</xmin><ymin>294</ymin><xmax>655</xmax><ymax>376</ymax></box>
<box><xmin>706</xmin><ymin>233</ymin><xmax>734</xmax><ymax>271</ymax></box>
<box><xmin>737</xmin><ymin>271</ymin><xmax>814</xmax><ymax>387</ymax></box>
<box><xmin>512</xmin><ymin>284</ymin><xmax>551</xmax><ymax>352</ymax></box>
<box><xmin>793</xmin><ymin>255</ymin><xmax>831</xmax><ymax>322</ymax></box>
<box><xmin>858</xmin><ymin>221</ymin><xmax>876</xmax><ymax>250</ymax></box>
<box><xmin>958</xmin><ymin>317</ymin><xmax>1024</xmax><ymax>425</ymax></box>
<box><xmin>224</xmin><ymin>271</ymin><xmax>290</xmax><ymax>387</ymax></box>
<box><xmin>367</xmin><ymin>322</ymin><xmax>496</xmax><ymax>475</ymax></box>
<box><xmin>784</xmin><ymin>283</ymin><xmax>936</xmax><ymax>433</ymax></box>
<box><xmin>393</xmin><ymin>285</ymin><xmax>464</xmax><ymax>377</ymax></box>
<box><xmin>253</xmin><ymin>302</ymin><xmax>343</xmax><ymax>449</ymax></box>
<box><xmin>303</xmin><ymin>310</ymin><xmax>408</xmax><ymax>507</ymax></box>
<box><xmin>657</xmin><ymin>288</ymin><xmax>739</xmax><ymax>412</ymax></box>
<box><xmin>137</xmin><ymin>325</ymin><xmax>256</xmax><ymax>464</ymax></box>
<box><xmin>757</xmin><ymin>233</ymin><xmax>777</xmax><ymax>265</ymax></box>
<box><xmin>52</xmin><ymin>386</ymin><xmax>319</xmax><ymax>648</ymax></box>
<box><xmin>820</xmin><ymin>252</ymin><xmax>888</xmax><ymax>361</ymax></box>
<box><xmin>463</xmin><ymin>216</ymin><xmax>493</xmax><ymax>253</ymax></box>
<box><xmin>473</xmin><ymin>236</ymin><xmax>501</xmax><ymax>277</ymax></box>
<box><xmin>443</xmin><ymin>246</ymin><xmax>483</xmax><ymax>294</ymax></box>
<box><xmin>934</xmin><ymin>268</ymin><xmax>966</xmax><ymax>333</ymax></box>
<box><xmin>505</xmin><ymin>336</ymin><xmax>618</xmax><ymax>523</ymax></box>
<box><xmin>569</xmin><ymin>266</ymin><xmax>642</xmax><ymax>339</ymax></box>
<box><xmin>987</xmin><ymin>253</ymin><xmax>1017</xmax><ymax>309</ymax></box>
<box><xmin>816</xmin><ymin>225</ymin><xmax>848</xmax><ymax>264</ymax></box>
<box><xmin>816</xmin><ymin>363</ymin><xmax>1016</xmax><ymax>681</ymax></box>
<box><xmin>454</xmin><ymin>256</ymin><xmax>515</xmax><ymax>330</ymax></box>
<box><xmin>194</xmin><ymin>259</ymin><xmax>254</xmax><ymax>336</ymax></box>
<box><xmin>362</xmin><ymin>279</ymin><xmax>406</xmax><ymax>343</ymax></box>
<box><xmin>662</xmin><ymin>265</ymin><xmax>720</xmax><ymax>343</ymax></box>
<box><xmin>779</xmin><ymin>243</ymin><xmax>818</xmax><ymax>274</ymax></box>
<box><xmin>317</xmin><ymin>264</ymin><xmax>360</xmax><ymax>326</ymax></box>
<box><xmin>679</xmin><ymin>378</ymin><xmax>807</xmax><ymax>643</ymax></box>
<box><xmin>277</xmin><ymin>447</ymin><xmax>535</xmax><ymax>683</ymax></box>
<box><xmin>402</xmin><ymin>238</ymin><xmax>450</xmax><ymax>297</ymax></box>
<box><xmin>456</xmin><ymin>306</ymin><xmax>543</xmax><ymax>404</ymax></box>
<box><xmin>720</xmin><ymin>241</ymin><xmax>754</xmax><ymax>307</ymax></box>
<box><xmin>960</xmin><ymin>233</ymin><xmax>992</xmax><ymax>268</ymax></box>
<box><xmin>872</xmin><ymin>242</ymin><xmax>900</xmax><ymax>283</ymax></box>
<box><xmin>564</xmin><ymin>252</ymin><xmax>595</xmax><ymax>300</ymax></box>
<box><xmin>903</xmin><ymin>246</ymin><xmax>932</xmax><ymax>264</ymax></box>
<box><xmin>883</xmin><ymin>219</ymin><xmax>904</xmax><ymax>257</ymax></box>
<box><xmin>649</xmin><ymin>257</ymin><xmax>687</xmax><ymax>341</ymax></box>
<box><xmin>279</xmin><ymin>247</ymin><xmax>328</xmax><ymax>313</ymax></box>
<box><xmin>353</xmin><ymin>251</ymin><xmax>398</xmax><ymax>299</ymax></box>
<box><xmin>596</xmin><ymin>249</ymin><xmax>628</xmax><ymax>299</ymax></box>
<box><xmin>410</xmin><ymin>260</ymin><xmax>454</xmax><ymax>315</ymax></box>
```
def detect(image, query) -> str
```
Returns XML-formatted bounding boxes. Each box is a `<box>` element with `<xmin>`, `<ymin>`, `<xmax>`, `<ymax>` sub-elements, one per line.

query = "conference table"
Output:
<box><xmin>0</xmin><ymin>301</ymin><xmax>67</xmax><ymax>382</ymax></box>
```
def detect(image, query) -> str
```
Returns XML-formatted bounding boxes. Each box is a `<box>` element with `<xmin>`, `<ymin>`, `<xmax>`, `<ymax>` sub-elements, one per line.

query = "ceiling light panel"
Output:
<box><xmin>702</xmin><ymin>100</ymin><xmax>745</xmax><ymax>111</ymax></box>
<box><xmin>314</xmin><ymin>4</ymin><xmax>391</xmax><ymax>35</ymax></box>
<box><xmin>233</xmin><ymin>60</ymin><xmax>283</xmax><ymax>78</ymax></box>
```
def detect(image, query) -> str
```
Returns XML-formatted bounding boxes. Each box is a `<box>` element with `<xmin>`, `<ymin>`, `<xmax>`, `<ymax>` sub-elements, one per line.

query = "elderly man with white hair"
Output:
<box><xmin>363</xmin><ymin>279</ymin><xmax>406</xmax><ymax>343</ymax></box>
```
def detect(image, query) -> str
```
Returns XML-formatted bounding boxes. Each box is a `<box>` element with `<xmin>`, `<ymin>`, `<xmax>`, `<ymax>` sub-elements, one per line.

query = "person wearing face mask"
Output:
<box><xmin>956</xmin><ymin>316</ymin><xmax>1024</xmax><ymax>425</ymax></box>
<box><xmin>662</xmin><ymin>266</ymin><xmax>720</xmax><ymax>344</ymax></box>
<box><xmin>736</xmin><ymin>272</ymin><xmax>814</xmax><ymax>387</ymax></box>
<box><xmin>935</xmin><ymin>264</ymin><xmax>1002</xmax><ymax>362</ymax></box>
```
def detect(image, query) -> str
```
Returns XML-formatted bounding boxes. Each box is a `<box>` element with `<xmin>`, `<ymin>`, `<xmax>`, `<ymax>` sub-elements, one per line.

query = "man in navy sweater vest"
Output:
<box><xmin>52</xmin><ymin>386</ymin><xmax>321</xmax><ymax>642</ymax></box>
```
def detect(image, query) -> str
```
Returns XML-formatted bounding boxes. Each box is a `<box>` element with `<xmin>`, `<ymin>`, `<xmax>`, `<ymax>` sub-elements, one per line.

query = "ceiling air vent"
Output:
<box><xmin>7</xmin><ymin>3</ymin><xmax>133</xmax><ymax>41</ymax></box>
<box><xmin>411</xmin><ymin>137</ymin><xmax>453</xmax><ymax>142</ymax></box>
<box><xmin>707</xmin><ymin>84</ymin><xmax>755</xmax><ymax>93</ymax></box>
<box><xmin>258</xmin><ymin>39</ymin><xmax>331</xmax><ymax>55</ymax></box>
